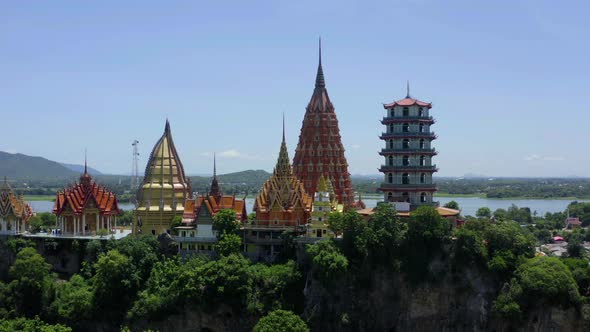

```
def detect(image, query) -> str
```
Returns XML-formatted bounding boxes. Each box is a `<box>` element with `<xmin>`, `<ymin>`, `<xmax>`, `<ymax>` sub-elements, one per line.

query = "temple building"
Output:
<box><xmin>292</xmin><ymin>41</ymin><xmax>355</xmax><ymax>207</ymax></box>
<box><xmin>0</xmin><ymin>177</ymin><xmax>33</xmax><ymax>235</ymax></box>
<box><xmin>247</xmin><ymin>122</ymin><xmax>312</xmax><ymax>260</ymax></box>
<box><xmin>175</xmin><ymin>156</ymin><xmax>247</xmax><ymax>255</ymax></box>
<box><xmin>379</xmin><ymin>85</ymin><xmax>438</xmax><ymax>210</ymax></box>
<box><xmin>134</xmin><ymin>120</ymin><xmax>191</xmax><ymax>235</ymax></box>
<box><xmin>53</xmin><ymin>164</ymin><xmax>120</xmax><ymax>236</ymax></box>
<box><xmin>307</xmin><ymin>174</ymin><xmax>342</xmax><ymax>238</ymax></box>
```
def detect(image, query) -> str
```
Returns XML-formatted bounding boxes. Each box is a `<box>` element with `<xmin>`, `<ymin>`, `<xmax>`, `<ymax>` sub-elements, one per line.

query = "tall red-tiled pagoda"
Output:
<box><xmin>293</xmin><ymin>41</ymin><xmax>354</xmax><ymax>207</ymax></box>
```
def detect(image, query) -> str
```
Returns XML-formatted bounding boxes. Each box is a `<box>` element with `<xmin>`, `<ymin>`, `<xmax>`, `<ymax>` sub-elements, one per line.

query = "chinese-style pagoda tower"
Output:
<box><xmin>254</xmin><ymin>121</ymin><xmax>312</xmax><ymax>228</ymax></box>
<box><xmin>293</xmin><ymin>40</ymin><xmax>354</xmax><ymax>207</ymax></box>
<box><xmin>134</xmin><ymin>120</ymin><xmax>191</xmax><ymax>235</ymax></box>
<box><xmin>379</xmin><ymin>84</ymin><xmax>438</xmax><ymax>209</ymax></box>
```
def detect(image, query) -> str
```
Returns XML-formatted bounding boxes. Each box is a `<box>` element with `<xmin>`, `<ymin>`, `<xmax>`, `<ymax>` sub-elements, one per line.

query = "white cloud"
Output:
<box><xmin>524</xmin><ymin>154</ymin><xmax>564</xmax><ymax>161</ymax></box>
<box><xmin>350</xmin><ymin>144</ymin><xmax>361</xmax><ymax>150</ymax></box>
<box><xmin>219</xmin><ymin>149</ymin><xmax>242</xmax><ymax>158</ymax></box>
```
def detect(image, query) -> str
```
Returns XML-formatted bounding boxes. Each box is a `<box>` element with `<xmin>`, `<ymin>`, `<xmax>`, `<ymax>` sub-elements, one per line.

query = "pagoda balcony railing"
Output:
<box><xmin>379</xmin><ymin>183</ymin><xmax>437</xmax><ymax>189</ymax></box>
<box><xmin>380</xmin><ymin>132</ymin><xmax>437</xmax><ymax>139</ymax></box>
<box><xmin>381</xmin><ymin>116</ymin><xmax>434</xmax><ymax>123</ymax></box>
<box><xmin>379</xmin><ymin>164</ymin><xmax>438</xmax><ymax>172</ymax></box>
<box><xmin>379</xmin><ymin>148</ymin><xmax>437</xmax><ymax>155</ymax></box>
<box><xmin>411</xmin><ymin>201</ymin><xmax>440</xmax><ymax>209</ymax></box>
<box><xmin>174</xmin><ymin>236</ymin><xmax>217</xmax><ymax>243</ymax></box>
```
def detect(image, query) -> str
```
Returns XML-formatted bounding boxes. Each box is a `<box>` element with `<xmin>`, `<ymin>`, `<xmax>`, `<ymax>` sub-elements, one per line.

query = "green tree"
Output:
<box><xmin>215</xmin><ymin>233</ymin><xmax>242</xmax><ymax>256</ymax></box>
<box><xmin>170</xmin><ymin>216</ymin><xmax>182</xmax><ymax>235</ymax></box>
<box><xmin>92</xmin><ymin>250</ymin><xmax>140</xmax><ymax>319</ymax></box>
<box><xmin>213</xmin><ymin>209</ymin><xmax>240</xmax><ymax>237</ymax></box>
<box><xmin>443</xmin><ymin>200</ymin><xmax>460</xmax><ymax>210</ymax></box>
<box><xmin>306</xmin><ymin>240</ymin><xmax>348</xmax><ymax>283</ymax></box>
<box><xmin>453</xmin><ymin>226</ymin><xmax>487</xmax><ymax>266</ymax></box>
<box><xmin>566</xmin><ymin>231</ymin><xmax>584</xmax><ymax>258</ymax></box>
<box><xmin>8</xmin><ymin>247</ymin><xmax>53</xmax><ymax>317</ymax></box>
<box><xmin>327</xmin><ymin>212</ymin><xmax>345</xmax><ymax>237</ymax></box>
<box><xmin>0</xmin><ymin>317</ymin><xmax>71</xmax><ymax>332</ymax></box>
<box><xmin>253</xmin><ymin>309</ymin><xmax>309</xmax><ymax>332</ymax></box>
<box><xmin>52</xmin><ymin>274</ymin><xmax>93</xmax><ymax>321</ymax></box>
<box><xmin>476</xmin><ymin>207</ymin><xmax>492</xmax><ymax>219</ymax></box>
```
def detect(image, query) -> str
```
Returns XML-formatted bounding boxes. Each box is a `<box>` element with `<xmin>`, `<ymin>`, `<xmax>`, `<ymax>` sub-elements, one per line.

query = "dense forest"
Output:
<box><xmin>1</xmin><ymin>202</ymin><xmax>590</xmax><ymax>331</ymax></box>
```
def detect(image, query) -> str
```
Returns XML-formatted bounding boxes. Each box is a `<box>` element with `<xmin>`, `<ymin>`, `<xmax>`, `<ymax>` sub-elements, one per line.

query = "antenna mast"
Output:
<box><xmin>131</xmin><ymin>140</ymin><xmax>140</xmax><ymax>191</ymax></box>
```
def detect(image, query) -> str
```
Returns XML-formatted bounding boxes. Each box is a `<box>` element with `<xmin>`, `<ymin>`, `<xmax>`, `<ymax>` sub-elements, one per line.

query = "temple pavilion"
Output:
<box><xmin>134</xmin><ymin>120</ymin><xmax>191</xmax><ymax>235</ymax></box>
<box><xmin>175</xmin><ymin>156</ymin><xmax>247</xmax><ymax>255</ymax></box>
<box><xmin>293</xmin><ymin>40</ymin><xmax>355</xmax><ymax>207</ymax></box>
<box><xmin>307</xmin><ymin>174</ymin><xmax>342</xmax><ymax>238</ymax></box>
<box><xmin>246</xmin><ymin>121</ymin><xmax>312</xmax><ymax>261</ymax></box>
<box><xmin>0</xmin><ymin>177</ymin><xmax>33</xmax><ymax>235</ymax></box>
<box><xmin>53</xmin><ymin>163</ymin><xmax>120</xmax><ymax>236</ymax></box>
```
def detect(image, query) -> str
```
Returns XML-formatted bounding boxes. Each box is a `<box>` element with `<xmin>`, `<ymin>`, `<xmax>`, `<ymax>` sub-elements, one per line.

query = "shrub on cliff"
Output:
<box><xmin>306</xmin><ymin>240</ymin><xmax>348</xmax><ymax>284</ymax></box>
<box><xmin>253</xmin><ymin>309</ymin><xmax>309</xmax><ymax>332</ymax></box>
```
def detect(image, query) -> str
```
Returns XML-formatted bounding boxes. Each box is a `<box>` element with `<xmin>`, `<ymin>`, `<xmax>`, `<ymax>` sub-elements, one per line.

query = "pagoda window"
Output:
<box><xmin>387</xmin><ymin>192</ymin><xmax>393</xmax><ymax>202</ymax></box>
<box><xmin>402</xmin><ymin>156</ymin><xmax>410</xmax><ymax>166</ymax></box>
<box><xmin>308</xmin><ymin>164</ymin><xmax>313</xmax><ymax>171</ymax></box>
<box><xmin>402</xmin><ymin>123</ymin><xmax>410</xmax><ymax>132</ymax></box>
<box><xmin>420</xmin><ymin>173</ymin><xmax>426</xmax><ymax>184</ymax></box>
<box><xmin>419</xmin><ymin>124</ymin><xmax>424</xmax><ymax>133</ymax></box>
<box><xmin>420</xmin><ymin>192</ymin><xmax>427</xmax><ymax>203</ymax></box>
<box><xmin>420</xmin><ymin>156</ymin><xmax>426</xmax><ymax>166</ymax></box>
<box><xmin>314</xmin><ymin>135</ymin><xmax>319</xmax><ymax>141</ymax></box>
<box><xmin>402</xmin><ymin>173</ymin><xmax>410</xmax><ymax>184</ymax></box>
<box><xmin>390</xmin><ymin>109</ymin><xmax>395</xmax><ymax>117</ymax></box>
<box><xmin>317</xmin><ymin>165</ymin><xmax>323</xmax><ymax>172</ymax></box>
<box><xmin>388</xmin><ymin>173</ymin><xmax>393</xmax><ymax>183</ymax></box>
<box><xmin>310</xmin><ymin>150</ymin><xmax>314</xmax><ymax>156</ymax></box>
<box><xmin>388</xmin><ymin>156</ymin><xmax>394</xmax><ymax>166</ymax></box>
<box><xmin>402</xmin><ymin>192</ymin><xmax>409</xmax><ymax>202</ymax></box>
<box><xmin>419</xmin><ymin>108</ymin><xmax>424</xmax><ymax>117</ymax></box>
<box><xmin>420</xmin><ymin>139</ymin><xmax>425</xmax><ymax>149</ymax></box>
<box><xmin>403</xmin><ymin>139</ymin><xmax>410</xmax><ymax>149</ymax></box>
<box><xmin>403</xmin><ymin>107</ymin><xmax>409</xmax><ymax>116</ymax></box>
<box><xmin>389</xmin><ymin>124</ymin><xmax>394</xmax><ymax>133</ymax></box>
<box><xmin>388</xmin><ymin>139</ymin><xmax>394</xmax><ymax>149</ymax></box>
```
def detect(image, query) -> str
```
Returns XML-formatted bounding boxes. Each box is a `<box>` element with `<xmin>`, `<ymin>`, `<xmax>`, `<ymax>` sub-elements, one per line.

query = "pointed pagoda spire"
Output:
<box><xmin>406</xmin><ymin>80</ymin><xmax>411</xmax><ymax>98</ymax></box>
<box><xmin>165</xmin><ymin>118</ymin><xmax>171</xmax><ymax>134</ymax></box>
<box><xmin>84</xmin><ymin>148</ymin><xmax>88</xmax><ymax>175</ymax></box>
<box><xmin>315</xmin><ymin>37</ymin><xmax>325</xmax><ymax>88</ymax></box>
<box><xmin>275</xmin><ymin>117</ymin><xmax>292</xmax><ymax>177</ymax></box>
<box><xmin>210</xmin><ymin>153</ymin><xmax>221</xmax><ymax>198</ymax></box>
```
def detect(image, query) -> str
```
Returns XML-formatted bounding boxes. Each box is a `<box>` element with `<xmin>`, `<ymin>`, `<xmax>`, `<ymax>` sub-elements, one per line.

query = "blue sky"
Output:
<box><xmin>1</xmin><ymin>0</ymin><xmax>589</xmax><ymax>177</ymax></box>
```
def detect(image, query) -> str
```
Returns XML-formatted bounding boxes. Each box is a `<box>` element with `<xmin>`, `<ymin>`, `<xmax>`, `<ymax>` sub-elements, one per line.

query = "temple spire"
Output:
<box><xmin>84</xmin><ymin>149</ymin><xmax>88</xmax><ymax>175</ymax></box>
<box><xmin>406</xmin><ymin>80</ymin><xmax>411</xmax><ymax>98</ymax></box>
<box><xmin>213</xmin><ymin>152</ymin><xmax>217</xmax><ymax>178</ymax></box>
<box><xmin>165</xmin><ymin>118</ymin><xmax>171</xmax><ymax>134</ymax></box>
<box><xmin>315</xmin><ymin>38</ymin><xmax>325</xmax><ymax>88</ymax></box>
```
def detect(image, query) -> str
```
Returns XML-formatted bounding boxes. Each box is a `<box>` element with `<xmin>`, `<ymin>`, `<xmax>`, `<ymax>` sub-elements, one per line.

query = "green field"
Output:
<box><xmin>24</xmin><ymin>195</ymin><xmax>56</xmax><ymax>201</ymax></box>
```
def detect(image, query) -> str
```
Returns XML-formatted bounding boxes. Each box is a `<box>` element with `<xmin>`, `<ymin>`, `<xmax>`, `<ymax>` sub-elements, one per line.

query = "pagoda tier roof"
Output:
<box><xmin>255</xmin><ymin>124</ymin><xmax>312</xmax><ymax>215</ymax></box>
<box><xmin>384</xmin><ymin>97</ymin><xmax>432</xmax><ymax>109</ymax></box>
<box><xmin>0</xmin><ymin>177</ymin><xmax>33</xmax><ymax>221</ymax></box>
<box><xmin>358</xmin><ymin>206</ymin><xmax>459</xmax><ymax>218</ymax></box>
<box><xmin>182</xmin><ymin>193</ymin><xmax>247</xmax><ymax>225</ymax></box>
<box><xmin>53</xmin><ymin>171</ymin><xmax>120</xmax><ymax>216</ymax></box>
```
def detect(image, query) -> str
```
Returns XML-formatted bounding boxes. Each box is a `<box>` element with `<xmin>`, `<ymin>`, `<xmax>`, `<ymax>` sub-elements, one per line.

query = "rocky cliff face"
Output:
<box><xmin>302</xmin><ymin>266</ymin><xmax>588</xmax><ymax>332</ymax></box>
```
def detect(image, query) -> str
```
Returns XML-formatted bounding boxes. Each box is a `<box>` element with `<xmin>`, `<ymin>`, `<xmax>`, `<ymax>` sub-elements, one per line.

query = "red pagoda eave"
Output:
<box><xmin>381</xmin><ymin>118</ymin><xmax>435</xmax><ymax>125</ymax></box>
<box><xmin>379</xmin><ymin>150</ymin><xmax>438</xmax><ymax>156</ymax></box>
<box><xmin>380</xmin><ymin>133</ymin><xmax>437</xmax><ymax>140</ymax></box>
<box><xmin>383</xmin><ymin>98</ymin><xmax>432</xmax><ymax>109</ymax></box>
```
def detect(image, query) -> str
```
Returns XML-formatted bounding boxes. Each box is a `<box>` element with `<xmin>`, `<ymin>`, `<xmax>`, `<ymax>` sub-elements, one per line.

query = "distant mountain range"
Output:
<box><xmin>0</xmin><ymin>151</ymin><xmax>101</xmax><ymax>180</ymax></box>
<box><xmin>60</xmin><ymin>163</ymin><xmax>102</xmax><ymax>175</ymax></box>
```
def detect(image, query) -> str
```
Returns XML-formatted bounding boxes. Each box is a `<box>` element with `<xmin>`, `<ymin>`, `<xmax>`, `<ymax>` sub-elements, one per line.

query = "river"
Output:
<box><xmin>29</xmin><ymin>196</ymin><xmax>590</xmax><ymax>217</ymax></box>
